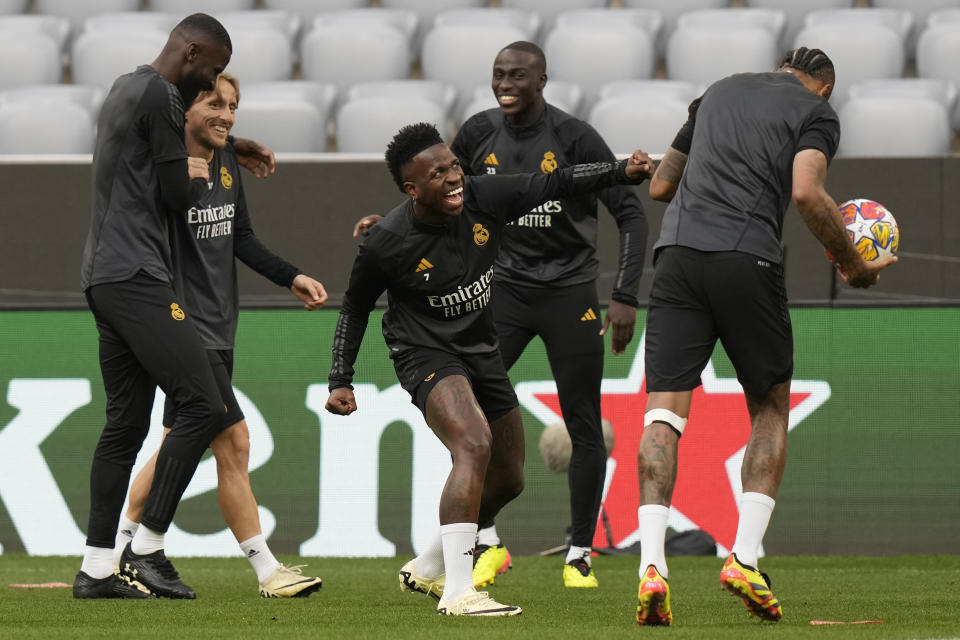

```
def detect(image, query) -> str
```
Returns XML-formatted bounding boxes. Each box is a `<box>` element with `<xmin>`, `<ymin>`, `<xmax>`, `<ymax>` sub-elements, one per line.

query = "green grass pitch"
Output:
<box><xmin>1</xmin><ymin>555</ymin><xmax>959</xmax><ymax>639</ymax></box>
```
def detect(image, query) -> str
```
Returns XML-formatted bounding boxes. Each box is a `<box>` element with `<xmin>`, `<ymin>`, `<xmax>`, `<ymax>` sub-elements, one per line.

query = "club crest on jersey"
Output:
<box><xmin>540</xmin><ymin>151</ymin><xmax>558</xmax><ymax>173</ymax></box>
<box><xmin>220</xmin><ymin>166</ymin><xmax>233</xmax><ymax>189</ymax></box>
<box><xmin>472</xmin><ymin>223</ymin><xmax>490</xmax><ymax>246</ymax></box>
<box><xmin>170</xmin><ymin>303</ymin><xmax>185</xmax><ymax>321</ymax></box>
<box><xmin>483</xmin><ymin>153</ymin><xmax>498</xmax><ymax>175</ymax></box>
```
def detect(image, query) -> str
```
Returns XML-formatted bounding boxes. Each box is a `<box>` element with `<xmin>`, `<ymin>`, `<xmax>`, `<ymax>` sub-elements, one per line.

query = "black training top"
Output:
<box><xmin>329</xmin><ymin>159</ymin><xmax>636</xmax><ymax>390</ymax></box>
<box><xmin>169</xmin><ymin>143</ymin><xmax>299</xmax><ymax>350</ymax></box>
<box><xmin>655</xmin><ymin>71</ymin><xmax>840</xmax><ymax>264</ymax></box>
<box><xmin>451</xmin><ymin>103</ymin><xmax>647</xmax><ymax>306</ymax></box>
<box><xmin>81</xmin><ymin>65</ymin><xmax>189</xmax><ymax>291</ymax></box>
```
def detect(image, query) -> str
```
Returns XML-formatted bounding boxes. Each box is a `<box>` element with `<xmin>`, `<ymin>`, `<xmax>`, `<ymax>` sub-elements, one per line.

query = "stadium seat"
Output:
<box><xmin>83</xmin><ymin>12</ymin><xmax>179</xmax><ymax>36</ymax></box>
<box><xmin>147</xmin><ymin>0</ymin><xmax>256</xmax><ymax>12</ymax></box>
<box><xmin>0</xmin><ymin>33</ymin><xmax>61</xmax><ymax>90</ymax></box>
<box><xmin>380</xmin><ymin>0</ymin><xmax>486</xmax><ymax>34</ymax></box>
<box><xmin>433</xmin><ymin>8</ymin><xmax>541</xmax><ymax>43</ymax></box>
<box><xmin>873</xmin><ymin>0</ymin><xmax>960</xmax><ymax>59</ymax></box>
<box><xmin>335</xmin><ymin>96</ymin><xmax>447</xmax><ymax>153</ymax></box>
<box><xmin>264</xmin><ymin>0</ymin><xmax>372</xmax><ymax>26</ymax></box>
<box><xmin>544</xmin><ymin>24</ymin><xmax>655</xmax><ymax>112</ymax></box>
<box><xmin>421</xmin><ymin>24</ymin><xmax>528</xmax><ymax>113</ymax></box>
<box><xmin>620</xmin><ymin>0</ymin><xmax>730</xmax><ymax>60</ymax></box>
<box><xmin>230</xmin><ymin>99</ymin><xmax>327</xmax><ymax>152</ymax></box>
<box><xmin>744</xmin><ymin>0</ymin><xmax>854</xmax><ymax>52</ymax></box>
<box><xmin>677</xmin><ymin>7</ymin><xmax>787</xmax><ymax>43</ymax></box>
<box><xmin>599</xmin><ymin>79</ymin><xmax>702</xmax><ymax>105</ymax></box>
<box><xmin>33</xmin><ymin>0</ymin><xmax>141</xmax><ymax>31</ymax></box>
<box><xmin>71</xmin><ymin>29</ymin><xmax>169</xmax><ymax>93</ymax></box>
<box><xmin>347</xmin><ymin>80</ymin><xmax>456</xmax><ymax>118</ymax></box>
<box><xmin>241</xmin><ymin>79</ymin><xmax>337</xmax><ymax>117</ymax></box>
<box><xmin>501</xmin><ymin>0</ymin><xmax>607</xmax><ymax>32</ymax></box>
<box><xmin>554</xmin><ymin>8</ymin><xmax>662</xmax><ymax>43</ymax></box>
<box><xmin>214</xmin><ymin>26</ymin><xmax>294</xmax><ymax>83</ymax></box>
<box><xmin>0</xmin><ymin>15</ymin><xmax>71</xmax><ymax>53</ymax></box>
<box><xmin>926</xmin><ymin>6</ymin><xmax>960</xmax><ymax>27</ymax></box>
<box><xmin>312</xmin><ymin>8</ymin><xmax>419</xmax><ymax>48</ymax></box>
<box><xmin>916</xmin><ymin>23</ymin><xmax>960</xmax><ymax>129</ymax></box>
<box><xmin>217</xmin><ymin>10</ymin><xmax>302</xmax><ymax>41</ymax></box>
<box><xmin>0</xmin><ymin>101</ymin><xmax>94</xmax><ymax>154</ymax></box>
<box><xmin>460</xmin><ymin>79</ymin><xmax>583</xmax><ymax>123</ymax></box>
<box><xmin>666</xmin><ymin>25</ymin><xmax>778</xmax><ymax>88</ymax></box>
<box><xmin>848</xmin><ymin>78</ymin><xmax>957</xmax><ymax>116</ymax></box>
<box><xmin>587</xmin><ymin>96</ymin><xmax>690</xmax><ymax>155</ymax></box>
<box><xmin>0</xmin><ymin>0</ymin><xmax>28</xmax><ymax>14</ymax></box>
<box><xmin>803</xmin><ymin>8</ymin><xmax>913</xmax><ymax>45</ymax></box>
<box><xmin>0</xmin><ymin>84</ymin><xmax>105</xmax><ymax>119</ymax></box>
<box><xmin>300</xmin><ymin>24</ymin><xmax>411</xmax><ymax>98</ymax></box>
<box><xmin>793</xmin><ymin>22</ymin><xmax>905</xmax><ymax>107</ymax></box>
<box><xmin>837</xmin><ymin>96</ymin><xmax>950</xmax><ymax>158</ymax></box>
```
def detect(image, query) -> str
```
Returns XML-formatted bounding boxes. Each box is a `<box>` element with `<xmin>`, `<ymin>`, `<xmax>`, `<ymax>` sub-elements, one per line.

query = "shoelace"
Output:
<box><xmin>153</xmin><ymin>554</ymin><xmax>181</xmax><ymax>581</ymax></box>
<box><xmin>277</xmin><ymin>564</ymin><xmax>306</xmax><ymax>576</ymax></box>
<box><xmin>569</xmin><ymin>557</ymin><xmax>591</xmax><ymax>577</ymax></box>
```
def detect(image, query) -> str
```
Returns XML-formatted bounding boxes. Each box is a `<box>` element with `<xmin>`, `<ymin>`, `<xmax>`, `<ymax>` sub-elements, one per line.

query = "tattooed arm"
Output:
<box><xmin>792</xmin><ymin>148</ymin><xmax>896</xmax><ymax>288</ymax></box>
<box><xmin>649</xmin><ymin>147</ymin><xmax>687</xmax><ymax>202</ymax></box>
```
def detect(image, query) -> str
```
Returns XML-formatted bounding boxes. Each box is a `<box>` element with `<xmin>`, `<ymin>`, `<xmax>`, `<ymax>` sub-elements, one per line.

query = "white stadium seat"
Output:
<box><xmin>873</xmin><ymin>0</ymin><xmax>960</xmax><ymax>59</ymax></box>
<box><xmin>230</xmin><ymin>99</ymin><xmax>327</xmax><ymax>152</ymax></box>
<box><xmin>599</xmin><ymin>79</ymin><xmax>702</xmax><ymax>105</ymax></box>
<box><xmin>667</xmin><ymin>25</ymin><xmax>778</xmax><ymax>87</ymax></box>
<box><xmin>264</xmin><ymin>0</ymin><xmax>372</xmax><ymax>26</ymax></box>
<box><xmin>744</xmin><ymin>0</ymin><xmax>854</xmax><ymax>52</ymax></box>
<box><xmin>300</xmin><ymin>24</ymin><xmax>411</xmax><ymax>97</ymax></box>
<box><xmin>555</xmin><ymin>8</ymin><xmax>662</xmax><ymax>44</ymax></box>
<box><xmin>336</xmin><ymin>96</ymin><xmax>447</xmax><ymax>153</ymax></box>
<box><xmin>347</xmin><ymin>80</ymin><xmax>456</xmax><ymax>118</ymax></box>
<box><xmin>147</xmin><ymin>0</ymin><xmax>256</xmax><ymax>12</ymax></box>
<box><xmin>0</xmin><ymin>15</ymin><xmax>71</xmax><ymax>52</ymax></box>
<box><xmin>544</xmin><ymin>24</ymin><xmax>655</xmax><ymax>111</ymax></box>
<box><xmin>926</xmin><ymin>6</ymin><xmax>960</xmax><ymax>27</ymax></box>
<box><xmin>313</xmin><ymin>8</ymin><xmax>419</xmax><ymax>47</ymax></box>
<box><xmin>793</xmin><ymin>22</ymin><xmax>904</xmax><ymax>108</ymax></box>
<box><xmin>71</xmin><ymin>29</ymin><xmax>168</xmax><ymax>93</ymax></box>
<box><xmin>848</xmin><ymin>78</ymin><xmax>957</xmax><ymax>116</ymax></box>
<box><xmin>916</xmin><ymin>23</ymin><xmax>960</xmax><ymax>130</ymax></box>
<box><xmin>803</xmin><ymin>8</ymin><xmax>913</xmax><ymax>45</ymax></box>
<box><xmin>0</xmin><ymin>84</ymin><xmax>105</xmax><ymax>120</ymax></box>
<box><xmin>240</xmin><ymin>80</ymin><xmax>337</xmax><ymax>119</ymax></box>
<box><xmin>0</xmin><ymin>101</ymin><xmax>94</xmax><ymax>154</ymax></box>
<box><xmin>421</xmin><ymin>24</ymin><xmax>528</xmax><ymax>113</ymax></box>
<box><xmin>621</xmin><ymin>0</ymin><xmax>730</xmax><ymax>60</ymax></box>
<box><xmin>434</xmin><ymin>8</ymin><xmax>541</xmax><ymax>43</ymax></box>
<box><xmin>837</xmin><ymin>96</ymin><xmax>951</xmax><ymax>158</ymax></box>
<box><xmin>84</xmin><ymin>12</ymin><xmax>179</xmax><ymax>35</ymax></box>
<box><xmin>677</xmin><ymin>7</ymin><xmax>787</xmax><ymax>42</ymax></box>
<box><xmin>34</xmin><ymin>0</ymin><xmax>141</xmax><ymax>31</ymax></box>
<box><xmin>215</xmin><ymin>26</ymin><xmax>294</xmax><ymax>83</ymax></box>
<box><xmin>216</xmin><ymin>10</ymin><xmax>302</xmax><ymax>41</ymax></box>
<box><xmin>0</xmin><ymin>0</ymin><xmax>28</xmax><ymax>14</ymax></box>
<box><xmin>500</xmin><ymin>0</ymin><xmax>607</xmax><ymax>32</ymax></box>
<box><xmin>588</xmin><ymin>96</ymin><xmax>690</xmax><ymax>155</ymax></box>
<box><xmin>0</xmin><ymin>33</ymin><xmax>61</xmax><ymax>90</ymax></box>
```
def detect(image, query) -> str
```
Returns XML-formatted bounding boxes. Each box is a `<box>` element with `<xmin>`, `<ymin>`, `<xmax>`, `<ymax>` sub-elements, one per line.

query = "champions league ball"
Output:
<box><xmin>826</xmin><ymin>198</ymin><xmax>900</xmax><ymax>263</ymax></box>
<box><xmin>538</xmin><ymin>419</ymin><xmax>615</xmax><ymax>473</ymax></box>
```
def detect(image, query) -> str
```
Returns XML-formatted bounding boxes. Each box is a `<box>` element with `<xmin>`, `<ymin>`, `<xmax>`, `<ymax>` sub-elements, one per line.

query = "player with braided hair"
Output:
<box><xmin>634</xmin><ymin>47</ymin><xmax>896</xmax><ymax>626</ymax></box>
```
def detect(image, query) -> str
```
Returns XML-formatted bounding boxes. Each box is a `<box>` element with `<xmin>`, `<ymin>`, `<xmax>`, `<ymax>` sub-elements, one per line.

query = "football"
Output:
<box><xmin>826</xmin><ymin>198</ymin><xmax>900</xmax><ymax>263</ymax></box>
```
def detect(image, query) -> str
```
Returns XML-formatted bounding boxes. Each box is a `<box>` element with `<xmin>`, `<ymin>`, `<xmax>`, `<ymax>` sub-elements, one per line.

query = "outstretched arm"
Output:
<box><xmin>792</xmin><ymin>149</ymin><xmax>896</xmax><ymax>287</ymax></box>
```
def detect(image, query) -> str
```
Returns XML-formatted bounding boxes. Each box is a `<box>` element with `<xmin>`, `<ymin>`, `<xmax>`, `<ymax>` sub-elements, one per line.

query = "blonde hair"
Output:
<box><xmin>214</xmin><ymin>72</ymin><xmax>240</xmax><ymax>105</ymax></box>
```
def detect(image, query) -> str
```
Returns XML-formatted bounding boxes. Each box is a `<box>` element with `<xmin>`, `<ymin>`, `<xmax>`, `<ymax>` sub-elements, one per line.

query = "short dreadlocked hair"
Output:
<box><xmin>778</xmin><ymin>47</ymin><xmax>835</xmax><ymax>86</ymax></box>
<box><xmin>385</xmin><ymin>122</ymin><xmax>445</xmax><ymax>191</ymax></box>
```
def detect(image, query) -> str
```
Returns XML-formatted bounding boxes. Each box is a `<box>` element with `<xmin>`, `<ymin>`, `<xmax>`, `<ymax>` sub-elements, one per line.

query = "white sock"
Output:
<box><xmin>440</xmin><ymin>522</ymin><xmax>478</xmax><ymax>601</ymax></box>
<box><xmin>80</xmin><ymin>545</ymin><xmax>115</xmax><ymax>579</ymax></box>
<box><xmin>112</xmin><ymin>516</ymin><xmax>139</xmax><ymax>567</ymax></box>
<box><xmin>414</xmin><ymin>530</ymin><xmax>445</xmax><ymax>578</ymax></box>
<box><xmin>565</xmin><ymin>544</ymin><xmax>592</xmax><ymax>567</ymax></box>
<box><xmin>130</xmin><ymin>525</ymin><xmax>164</xmax><ymax>555</ymax></box>
<box><xmin>637</xmin><ymin>504</ymin><xmax>669</xmax><ymax>579</ymax></box>
<box><xmin>476</xmin><ymin>524</ymin><xmax>500</xmax><ymax>547</ymax></box>
<box><xmin>731</xmin><ymin>492</ymin><xmax>776</xmax><ymax>569</ymax></box>
<box><xmin>239</xmin><ymin>534</ymin><xmax>280</xmax><ymax>583</ymax></box>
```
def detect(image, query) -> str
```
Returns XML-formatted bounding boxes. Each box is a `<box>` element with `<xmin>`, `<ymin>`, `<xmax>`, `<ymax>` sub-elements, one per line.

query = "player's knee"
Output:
<box><xmin>456</xmin><ymin>428</ymin><xmax>492</xmax><ymax>467</ymax></box>
<box><xmin>212</xmin><ymin>421</ymin><xmax>250</xmax><ymax>472</ymax></box>
<box><xmin>644</xmin><ymin>408</ymin><xmax>687</xmax><ymax>436</ymax></box>
<box><xmin>95</xmin><ymin>421</ymin><xmax>150</xmax><ymax>466</ymax></box>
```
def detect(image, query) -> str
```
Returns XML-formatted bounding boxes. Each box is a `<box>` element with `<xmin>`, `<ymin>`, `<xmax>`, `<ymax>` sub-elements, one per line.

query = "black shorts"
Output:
<box><xmin>162</xmin><ymin>349</ymin><xmax>243</xmax><ymax>430</ymax></box>
<box><xmin>392</xmin><ymin>347</ymin><xmax>519</xmax><ymax>421</ymax></box>
<box><xmin>645</xmin><ymin>246</ymin><xmax>793</xmax><ymax>396</ymax></box>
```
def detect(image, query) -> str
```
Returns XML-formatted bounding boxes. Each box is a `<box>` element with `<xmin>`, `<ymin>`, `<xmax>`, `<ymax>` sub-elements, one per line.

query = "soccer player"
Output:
<box><xmin>633</xmin><ymin>48</ymin><xmax>897</xmax><ymax>626</ymax></box>
<box><xmin>75</xmin><ymin>14</ymin><xmax>267</xmax><ymax>600</ymax></box>
<box><xmin>326</xmin><ymin>123</ymin><xmax>652</xmax><ymax>616</ymax></box>
<box><xmin>112</xmin><ymin>74</ymin><xmax>326</xmax><ymax>599</ymax></box>
<box><xmin>452</xmin><ymin>40</ymin><xmax>648</xmax><ymax>589</ymax></box>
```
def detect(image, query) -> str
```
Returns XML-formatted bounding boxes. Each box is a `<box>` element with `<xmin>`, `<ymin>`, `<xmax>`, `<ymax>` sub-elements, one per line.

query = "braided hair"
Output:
<box><xmin>385</xmin><ymin>122</ymin><xmax>445</xmax><ymax>191</ymax></box>
<box><xmin>778</xmin><ymin>47</ymin><xmax>835</xmax><ymax>86</ymax></box>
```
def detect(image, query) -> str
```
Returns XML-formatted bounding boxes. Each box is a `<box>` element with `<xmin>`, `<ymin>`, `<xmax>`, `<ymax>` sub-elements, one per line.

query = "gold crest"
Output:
<box><xmin>472</xmin><ymin>223</ymin><xmax>490</xmax><ymax>246</ymax></box>
<box><xmin>540</xmin><ymin>151</ymin><xmax>558</xmax><ymax>174</ymax></box>
<box><xmin>423</xmin><ymin>372</ymin><xmax>436</xmax><ymax>382</ymax></box>
<box><xmin>170</xmin><ymin>303</ymin><xmax>185</xmax><ymax>321</ymax></box>
<box><xmin>220</xmin><ymin>166</ymin><xmax>233</xmax><ymax>189</ymax></box>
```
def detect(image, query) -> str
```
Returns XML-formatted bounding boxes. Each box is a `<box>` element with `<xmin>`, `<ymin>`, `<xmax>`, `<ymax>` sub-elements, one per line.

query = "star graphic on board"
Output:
<box><xmin>514</xmin><ymin>333</ymin><xmax>831</xmax><ymax>555</ymax></box>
